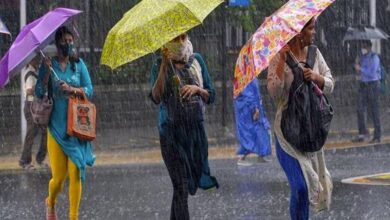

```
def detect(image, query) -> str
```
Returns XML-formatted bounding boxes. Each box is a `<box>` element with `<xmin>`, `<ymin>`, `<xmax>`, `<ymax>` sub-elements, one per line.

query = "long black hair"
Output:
<box><xmin>302</xmin><ymin>17</ymin><xmax>314</xmax><ymax>31</ymax></box>
<box><xmin>54</xmin><ymin>26</ymin><xmax>79</xmax><ymax>72</ymax></box>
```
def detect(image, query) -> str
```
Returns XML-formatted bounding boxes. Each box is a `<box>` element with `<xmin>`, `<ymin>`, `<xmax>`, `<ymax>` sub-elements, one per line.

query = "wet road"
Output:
<box><xmin>1</xmin><ymin>145</ymin><xmax>390</xmax><ymax>220</ymax></box>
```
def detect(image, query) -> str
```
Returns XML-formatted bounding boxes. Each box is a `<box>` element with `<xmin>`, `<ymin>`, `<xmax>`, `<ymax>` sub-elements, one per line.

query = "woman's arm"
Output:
<box><xmin>316</xmin><ymin>49</ymin><xmax>334</xmax><ymax>94</ymax></box>
<box><xmin>75</xmin><ymin>59</ymin><xmax>93</xmax><ymax>99</ymax></box>
<box><xmin>192</xmin><ymin>53</ymin><xmax>215</xmax><ymax>104</ymax></box>
<box><xmin>267</xmin><ymin>52</ymin><xmax>286</xmax><ymax>99</ymax></box>
<box><xmin>151</xmin><ymin>56</ymin><xmax>168</xmax><ymax>104</ymax></box>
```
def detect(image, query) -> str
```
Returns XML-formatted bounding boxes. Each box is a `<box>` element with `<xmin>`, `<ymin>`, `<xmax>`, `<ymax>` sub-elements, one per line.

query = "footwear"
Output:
<box><xmin>45</xmin><ymin>198</ymin><xmax>57</xmax><ymax>220</ymax></box>
<box><xmin>351</xmin><ymin>135</ymin><xmax>365</xmax><ymax>143</ymax></box>
<box><xmin>204</xmin><ymin>186</ymin><xmax>217</xmax><ymax>192</ymax></box>
<box><xmin>257</xmin><ymin>156</ymin><xmax>271</xmax><ymax>163</ymax></box>
<box><xmin>21</xmin><ymin>164</ymin><xmax>36</xmax><ymax>171</ymax></box>
<box><xmin>237</xmin><ymin>159</ymin><xmax>253</xmax><ymax>166</ymax></box>
<box><xmin>369</xmin><ymin>138</ymin><xmax>381</xmax><ymax>144</ymax></box>
<box><xmin>37</xmin><ymin>162</ymin><xmax>49</xmax><ymax>169</ymax></box>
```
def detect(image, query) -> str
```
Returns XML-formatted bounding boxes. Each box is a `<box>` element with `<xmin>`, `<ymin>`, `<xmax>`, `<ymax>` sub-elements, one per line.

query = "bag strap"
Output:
<box><xmin>47</xmin><ymin>75</ymin><xmax>53</xmax><ymax>99</ymax></box>
<box><xmin>285</xmin><ymin>52</ymin><xmax>299</xmax><ymax>70</ymax></box>
<box><xmin>306</xmin><ymin>45</ymin><xmax>317</xmax><ymax>69</ymax></box>
<box><xmin>24</xmin><ymin>71</ymin><xmax>37</xmax><ymax>83</ymax></box>
<box><xmin>285</xmin><ymin>45</ymin><xmax>318</xmax><ymax>70</ymax></box>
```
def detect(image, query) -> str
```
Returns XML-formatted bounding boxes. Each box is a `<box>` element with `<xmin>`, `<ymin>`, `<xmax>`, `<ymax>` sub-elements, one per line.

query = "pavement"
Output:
<box><xmin>1</xmin><ymin>133</ymin><xmax>390</xmax><ymax>170</ymax></box>
<box><xmin>0</xmin><ymin>136</ymin><xmax>390</xmax><ymax>219</ymax></box>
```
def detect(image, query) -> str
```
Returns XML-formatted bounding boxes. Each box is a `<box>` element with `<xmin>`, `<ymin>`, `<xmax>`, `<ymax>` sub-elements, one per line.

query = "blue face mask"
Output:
<box><xmin>58</xmin><ymin>43</ymin><xmax>73</xmax><ymax>57</ymax></box>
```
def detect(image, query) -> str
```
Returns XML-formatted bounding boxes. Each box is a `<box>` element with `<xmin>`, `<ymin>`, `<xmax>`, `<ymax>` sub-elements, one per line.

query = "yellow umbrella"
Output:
<box><xmin>101</xmin><ymin>0</ymin><xmax>223</xmax><ymax>69</ymax></box>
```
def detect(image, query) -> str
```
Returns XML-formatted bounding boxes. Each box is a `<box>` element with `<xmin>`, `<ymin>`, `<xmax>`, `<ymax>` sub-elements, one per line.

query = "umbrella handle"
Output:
<box><xmin>169</xmin><ymin>59</ymin><xmax>175</xmax><ymax>74</ymax></box>
<box><xmin>39</xmin><ymin>50</ymin><xmax>60</xmax><ymax>81</ymax></box>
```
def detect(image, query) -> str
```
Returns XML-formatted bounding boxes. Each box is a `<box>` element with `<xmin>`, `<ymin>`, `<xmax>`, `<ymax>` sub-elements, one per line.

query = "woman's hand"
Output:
<box><xmin>161</xmin><ymin>48</ymin><xmax>170</xmax><ymax>69</ymax></box>
<box><xmin>58</xmin><ymin>80</ymin><xmax>73</xmax><ymax>94</ymax></box>
<box><xmin>303</xmin><ymin>67</ymin><xmax>318</xmax><ymax>81</ymax></box>
<box><xmin>180</xmin><ymin>85</ymin><xmax>199</xmax><ymax>99</ymax></box>
<box><xmin>302</xmin><ymin>67</ymin><xmax>325</xmax><ymax>89</ymax></box>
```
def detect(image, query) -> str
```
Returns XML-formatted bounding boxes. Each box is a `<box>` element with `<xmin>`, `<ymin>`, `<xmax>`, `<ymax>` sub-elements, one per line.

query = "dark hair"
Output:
<box><xmin>362</xmin><ymin>40</ymin><xmax>372</xmax><ymax>48</ymax></box>
<box><xmin>302</xmin><ymin>17</ymin><xmax>315</xmax><ymax>31</ymax></box>
<box><xmin>54</xmin><ymin>26</ymin><xmax>79</xmax><ymax>72</ymax></box>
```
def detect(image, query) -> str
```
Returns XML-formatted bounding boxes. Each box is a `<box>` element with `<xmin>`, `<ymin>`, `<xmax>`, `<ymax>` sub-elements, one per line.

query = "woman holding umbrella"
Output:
<box><xmin>267</xmin><ymin>18</ymin><xmax>334</xmax><ymax>219</ymax></box>
<box><xmin>149</xmin><ymin>33</ymin><xmax>219</xmax><ymax>220</ymax></box>
<box><xmin>35</xmin><ymin>26</ymin><xmax>95</xmax><ymax>220</ymax></box>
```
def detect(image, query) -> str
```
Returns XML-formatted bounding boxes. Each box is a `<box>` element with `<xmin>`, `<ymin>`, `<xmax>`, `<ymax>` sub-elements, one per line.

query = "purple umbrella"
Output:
<box><xmin>0</xmin><ymin>7</ymin><xmax>82</xmax><ymax>87</ymax></box>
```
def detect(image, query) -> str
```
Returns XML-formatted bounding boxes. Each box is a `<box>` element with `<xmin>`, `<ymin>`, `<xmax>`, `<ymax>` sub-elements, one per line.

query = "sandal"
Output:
<box><xmin>45</xmin><ymin>198</ymin><xmax>57</xmax><ymax>220</ymax></box>
<box><xmin>22</xmin><ymin>164</ymin><xmax>36</xmax><ymax>171</ymax></box>
<box><xmin>37</xmin><ymin>162</ymin><xmax>50</xmax><ymax>169</ymax></box>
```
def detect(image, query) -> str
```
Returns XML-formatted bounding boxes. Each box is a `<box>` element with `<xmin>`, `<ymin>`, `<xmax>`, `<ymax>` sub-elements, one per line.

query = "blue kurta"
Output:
<box><xmin>234</xmin><ymin>78</ymin><xmax>271</xmax><ymax>157</ymax></box>
<box><xmin>35</xmin><ymin>57</ymin><xmax>95</xmax><ymax>182</ymax></box>
<box><xmin>150</xmin><ymin>53</ymin><xmax>219</xmax><ymax>194</ymax></box>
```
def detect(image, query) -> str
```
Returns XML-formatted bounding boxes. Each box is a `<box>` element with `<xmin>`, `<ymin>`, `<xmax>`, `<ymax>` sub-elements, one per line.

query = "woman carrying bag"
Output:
<box><xmin>149</xmin><ymin>33</ymin><xmax>219</xmax><ymax>220</ymax></box>
<box><xmin>35</xmin><ymin>26</ymin><xmax>95</xmax><ymax>220</ymax></box>
<box><xmin>267</xmin><ymin>18</ymin><xmax>334</xmax><ymax>220</ymax></box>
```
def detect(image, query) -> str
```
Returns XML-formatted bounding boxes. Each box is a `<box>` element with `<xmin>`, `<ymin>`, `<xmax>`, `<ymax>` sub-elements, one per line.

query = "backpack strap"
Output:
<box><xmin>24</xmin><ymin>71</ymin><xmax>38</xmax><ymax>83</ymax></box>
<box><xmin>285</xmin><ymin>52</ymin><xmax>299</xmax><ymax>70</ymax></box>
<box><xmin>306</xmin><ymin>45</ymin><xmax>317</xmax><ymax>69</ymax></box>
<box><xmin>45</xmin><ymin>75</ymin><xmax>52</xmax><ymax>99</ymax></box>
<box><xmin>285</xmin><ymin>45</ymin><xmax>317</xmax><ymax>70</ymax></box>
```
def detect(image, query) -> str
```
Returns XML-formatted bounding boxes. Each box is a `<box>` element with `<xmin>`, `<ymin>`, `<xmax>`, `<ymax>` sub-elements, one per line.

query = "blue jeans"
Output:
<box><xmin>276</xmin><ymin>138</ymin><xmax>309</xmax><ymax>220</ymax></box>
<box><xmin>357</xmin><ymin>81</ymin><xmax>381</xmax><ymax>139</ymax></box>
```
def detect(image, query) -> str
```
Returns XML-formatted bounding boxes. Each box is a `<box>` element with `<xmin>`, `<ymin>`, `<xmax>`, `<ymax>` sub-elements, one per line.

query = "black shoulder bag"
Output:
<box><xmin>166</xmin><ymin>55</ymin><xmax>205</xmax><ymax>125</ymax></box>
<box><xmin>281</xmin><ymin>45</ymin><xmax>334</xmax><ymax>153</ymax></box>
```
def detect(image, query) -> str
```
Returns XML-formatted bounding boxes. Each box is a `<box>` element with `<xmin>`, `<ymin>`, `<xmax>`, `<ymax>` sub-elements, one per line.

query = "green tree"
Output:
<box><xmin>227</xmin><ymin>0</ymin><xmax>285</xmax><ymax>33</ymax></box>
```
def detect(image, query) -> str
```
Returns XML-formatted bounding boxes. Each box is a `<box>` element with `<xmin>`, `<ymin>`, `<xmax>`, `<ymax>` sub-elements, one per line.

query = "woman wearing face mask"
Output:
<box><xmin>267</xmin><ymin>18</ymin><xmax>334</xmax><ymax>220</ymax></box>
<box><xmin>35</xmin><ymin>26</ymin><xmax>95</xmax><ymax>220</ymax></box>
<box><xmin>150</xmin><ymin>33</ymin><xmax>219</xmax><ymax>220</ymax></box>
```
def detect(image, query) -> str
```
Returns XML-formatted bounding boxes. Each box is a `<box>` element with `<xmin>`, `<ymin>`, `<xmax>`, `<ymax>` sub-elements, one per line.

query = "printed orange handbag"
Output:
<box><xmin>67</xmin><ymin>91</ymin><xmax>96</xmax><ymax>141</ymax></box>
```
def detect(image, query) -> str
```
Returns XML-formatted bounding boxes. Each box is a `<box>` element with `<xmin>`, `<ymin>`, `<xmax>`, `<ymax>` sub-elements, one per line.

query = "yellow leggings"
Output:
<box><xmin>47</xmin><ymin>130</ymin><xmax>81</xmax><ymax>220</ymax></box>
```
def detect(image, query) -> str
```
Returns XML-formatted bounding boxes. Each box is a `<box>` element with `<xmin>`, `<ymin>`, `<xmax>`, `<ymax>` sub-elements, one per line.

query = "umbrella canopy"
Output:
<box><xmin>0</xmin><ymin>7</ymin><xmax>82</xmax><ymax>88</ymax></box>
<box><xmin>0</xmin><ymin>17</ymin><xmax>11</xmax><ymax>36</ymax></box>
<box><xmin>343</xmin><ymin>26</ymin><xmax>389</xmax><ymax>41</ymax></box>
<box><xmin>101</xmin><ymin>0</ymin><xmax>223</xmax><ymax>69</ymax></box>
<box><xmin>233</xmin><ymin>0</ymin><xmax>335</xmax><ymax>98</ymax></box>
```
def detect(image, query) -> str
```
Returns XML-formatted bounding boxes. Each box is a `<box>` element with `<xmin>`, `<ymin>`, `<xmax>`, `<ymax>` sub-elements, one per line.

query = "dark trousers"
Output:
<box><xmin>357</xmin><ymin>81</ymin><xmax>381</xmax><ymax>139</ymax></box>
<box><xmin>160</xmin><ymin>135</ymin><xmax>190</xmax><ymax>220</ymax></box>
<box><xmin>19</xmin><ymin>101</ymin><xmax>47</xmax><ymax>165</ymax></box>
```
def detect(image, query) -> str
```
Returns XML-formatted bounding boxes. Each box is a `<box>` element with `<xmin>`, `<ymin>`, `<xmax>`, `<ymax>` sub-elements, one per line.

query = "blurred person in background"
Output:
<box><xmin>234</xmin><ymin>77</ymin><xmax>272</xmax><ymax>166</ymax></box>
<box><xmin>19</xmin><ymin>56</ymin><xmax>48</xmax><ymax>170</ymax></box>
<box><xmin>351</xmin><ymin>40</ymin><xmax>381</xmax><ymax>143</ymax></box>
